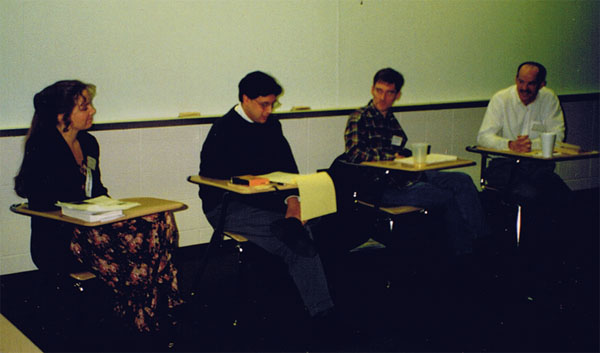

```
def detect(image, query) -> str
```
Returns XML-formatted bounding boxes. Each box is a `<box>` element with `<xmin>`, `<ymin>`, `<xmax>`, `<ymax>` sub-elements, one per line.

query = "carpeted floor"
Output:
<box><xmin>1</xmin><ymin>189</ymin><xmax>598</xmax><ymax>352</ymax></box>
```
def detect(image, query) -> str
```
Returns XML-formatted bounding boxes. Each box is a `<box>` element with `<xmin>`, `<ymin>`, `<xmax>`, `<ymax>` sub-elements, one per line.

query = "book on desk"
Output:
<box><xmin>227</xmin><ymin>172</ymin><xmax>299</xmax><ymax>188</ymax></box>
<box><xmin>59</xmin><ymin>208</ymin><xmax>124</xmax><ymax>222</ymax></box>
<box><xmin>230</xmin><ymin>175</ymin><xmax>270</xmax><ymax>186</ymax></box>
<box><xmin>56</xmin><ymin>196</ymin><xmax>140</xmax><ymax>222</ymax></box>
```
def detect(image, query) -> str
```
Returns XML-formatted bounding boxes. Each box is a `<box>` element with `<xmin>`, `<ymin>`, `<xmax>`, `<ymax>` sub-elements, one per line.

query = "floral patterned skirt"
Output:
<box><xmin>70</xmin><ymin>211</ymin><xmax>184</xmax><ymax>332</ymax></box>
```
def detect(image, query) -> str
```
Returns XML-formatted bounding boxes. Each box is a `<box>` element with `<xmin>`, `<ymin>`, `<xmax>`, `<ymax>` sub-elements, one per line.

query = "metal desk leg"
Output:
<box><xmin>516</xmin><ymin>205</ymin><xmax>522</xmax><ymax>247</ymax></box>
<box><xmin>192</xmin><ymin>191</ymin><xmax>231</xmax><ymax>292</ymax></box>
<box><xmin>479</xmin><ymin>153</ymin><xmax>488</xmax><ymax>186</ymax></box>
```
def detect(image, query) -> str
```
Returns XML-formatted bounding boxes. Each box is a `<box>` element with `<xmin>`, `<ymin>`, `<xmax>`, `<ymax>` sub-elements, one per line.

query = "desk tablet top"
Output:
<box><xmin>187</xmin><ymin>175</ymin><xmax>297</xmax><ymax>194</ymax></box>
<box><xmin>361</xmin><ymin>158</ymin><xmax>475</xmax><ymax>172</ymax></box>
<box><xmin>467</xmin><ymin>146</ymin><xmax>599</xmax><ymax>162</ymax></box>
<box><xmin>10</xmin><ymin>197</ymin><xmax>187</xmax><ymax>227</ymax></box>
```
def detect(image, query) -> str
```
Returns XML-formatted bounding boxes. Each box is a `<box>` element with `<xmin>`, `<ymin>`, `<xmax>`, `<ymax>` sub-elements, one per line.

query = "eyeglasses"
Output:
<box><xmin>254</xmin><ymin>99</ymin><xmax>281</xmax><ymax>110</ymax></box>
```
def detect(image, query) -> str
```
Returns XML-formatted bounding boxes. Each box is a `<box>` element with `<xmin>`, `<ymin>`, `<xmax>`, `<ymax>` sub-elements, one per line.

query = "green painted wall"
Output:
<box><xmin>1</xmin><ymin>0</ymin><xmax>598</xmax><ymax>128</ymax></box>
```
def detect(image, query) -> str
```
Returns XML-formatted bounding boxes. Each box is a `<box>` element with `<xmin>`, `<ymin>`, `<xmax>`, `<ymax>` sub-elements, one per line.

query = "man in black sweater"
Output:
<box><xmin>199</xmin><ymin>71</ymin><xmax>334</xmax><ymax>318</ymax></box>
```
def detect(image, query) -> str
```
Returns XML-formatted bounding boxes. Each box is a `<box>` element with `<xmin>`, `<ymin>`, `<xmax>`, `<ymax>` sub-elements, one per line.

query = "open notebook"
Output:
<box><xmin>256</xmin><ymin>171</ymin><xmax>336</xmax><ymax>221</ymax></box>
<box><xmin>396</xmin><ymin>153</ymin><xmax>458</xmax><ymax>165</ymax></box>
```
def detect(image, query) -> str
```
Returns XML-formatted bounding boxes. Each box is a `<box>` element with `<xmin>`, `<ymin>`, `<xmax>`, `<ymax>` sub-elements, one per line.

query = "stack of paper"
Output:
<box><xmin>555</xmin><ymin>142</ymin><xmax>581</xmax><ymax>155</ymax></box>
<box><xmin>256</xmin><ymin>171</ymin><xmax>337</xmax><ymax>221</ymax></box>
<box><xmin>60</xmin><ymin>208</ymin><xmax>124</xmax><ymax>222</ymax></box>
<box><xmin>294</xmin><ymin>172</ymin><xmax>337</xmax><ymax>221</ymax></box>
<box><xmin>257</xmin><ymin>172</ymin><xmax>300</xmax><ymax>185</ymax></box>
<box><xmin>56</xmin><ymin>196</ymin><xmax>140</xmax><ymax>222</ymax></box>
<box><xmin>396</xmin><ymin>153</ymin><xmax>458</xmax><ymax>165</ymax></box>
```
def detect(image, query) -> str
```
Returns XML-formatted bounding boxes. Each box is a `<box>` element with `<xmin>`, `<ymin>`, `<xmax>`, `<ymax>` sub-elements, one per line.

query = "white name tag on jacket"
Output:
<box><xmin>87</xmin><ymin>156</ymin><xmax>97</xmax><ymax>170</ymax></box>
<box><xmin>391</xmin><ymin>135</ymin><xmax>404</xmax><ymax>146</ymax></box>
<box><xmin>85</xmin><ymin>156</ymin><xmax>96</xmax><ymax>197</ymax></box>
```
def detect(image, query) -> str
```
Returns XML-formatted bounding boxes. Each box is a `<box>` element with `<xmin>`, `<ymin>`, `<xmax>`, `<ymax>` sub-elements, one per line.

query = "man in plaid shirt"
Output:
<box><xmin>343</xmin><ymin>68</ymin><xmax>488</xmax><ymax>256</ymax></box>
<box><xmin>345</xmin><ymin>83</ymin><xmax>410</xmax><ymax>163</ymax></box>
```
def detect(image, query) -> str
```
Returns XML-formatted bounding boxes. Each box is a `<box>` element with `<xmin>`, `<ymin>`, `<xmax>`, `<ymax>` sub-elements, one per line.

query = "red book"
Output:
<box><xmin>230</xmin><ymin>175</ymin><xmax>270</xmax><ymax>186</ymax></box>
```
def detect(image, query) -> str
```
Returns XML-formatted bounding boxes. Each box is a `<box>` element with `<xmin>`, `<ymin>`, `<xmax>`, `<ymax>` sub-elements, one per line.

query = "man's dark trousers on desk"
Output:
<box><xmin>379</xmin><ymin>170</ymin><xmax>488</xmax><ymax>255</ymax></box>
<box><xmin>206</xmin><ymin>200</ymin><xmax>334</xmax><ymax>317</ymax></box>
<box><xmin>486</xmin><ymin>158</ymin><xmax>572</xmax><ymax>248</ymax></box>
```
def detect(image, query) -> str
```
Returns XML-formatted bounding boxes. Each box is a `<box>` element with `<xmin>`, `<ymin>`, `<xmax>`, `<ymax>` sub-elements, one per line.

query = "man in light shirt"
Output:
<box><xmin>477</xmin><ymin>61</ymin><xmax>571</xmax><ymax>244</ymax></box>
<box><xmin>478</xmin><ymin>61</ymin><xmax>565</xmax><ymax>152</ymax></box>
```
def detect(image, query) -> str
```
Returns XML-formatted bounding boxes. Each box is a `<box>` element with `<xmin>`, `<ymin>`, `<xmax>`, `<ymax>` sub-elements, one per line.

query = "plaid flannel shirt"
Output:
<box><xmin>344</xmin><ymin>100</ymin><xmax>408</xmax><ymax>163</ymax></box>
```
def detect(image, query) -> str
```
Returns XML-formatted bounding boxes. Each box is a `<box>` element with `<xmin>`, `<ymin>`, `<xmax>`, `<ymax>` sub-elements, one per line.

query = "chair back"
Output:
<box><xmin>327</xmin><ymin>154</ymin><xmax>387</xmax><ymax>210</ymax></box>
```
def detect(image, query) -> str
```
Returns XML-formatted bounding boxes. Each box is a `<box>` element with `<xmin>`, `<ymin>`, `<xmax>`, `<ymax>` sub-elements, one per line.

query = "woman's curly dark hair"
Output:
<box><xmin>15</xmin><ymin>80</ymin><xmax>96</xmax><ymax>198</ymax></box>
<box><xmin>28</xmin><ymin>80</ymin><xmax>96</xmax><ymax>137</ymax></box>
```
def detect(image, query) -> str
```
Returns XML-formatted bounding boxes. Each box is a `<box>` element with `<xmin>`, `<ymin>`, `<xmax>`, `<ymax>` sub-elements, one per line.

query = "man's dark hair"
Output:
<box><xmin>373</xmin><ymin>68</ymin><xmax>405</xmax><ymax>91</ymax></box>
<box><xmin>517</xmin><ymin>61</ymin><xmax>547</xmax><ymax>83</ymax></box>
<box><xmin>238</xmin><ymin>71</ymin><xmax>283</xmax><ymax>102</ymax></box>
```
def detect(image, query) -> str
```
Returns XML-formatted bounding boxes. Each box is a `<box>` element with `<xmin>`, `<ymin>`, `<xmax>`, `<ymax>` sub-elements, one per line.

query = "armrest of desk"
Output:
<box><xmin>466</xmin><ymin>145</ymin><xmax>600</xmax><ymax>161</ymax></box>
<box><xmin>356</xmin><ymin>200</ymin><xmax>424</xmax><ymax>215</ymax></box>
<box><xmin>10</xmin><ymin>203</ymin><xmax>63</xmax><ymax>220</ymax></box>
<box><xmin>187</xmin><ymin>175</ymin><xmax>296</xmax><ymax>194</ymax></box>
<box><xmin>361</xmin><ymin>158</ymin><xmax>475</xmax><ymax>172</ymax></box>
<box><xmin>10</xmin><ymin>197</ymin><xmax>187</xmax><ymax>227</ymax></box>
<box><xmin>120</xmin><ymin>197</ymin><xmax>187</xmax><ymax>217</ymax></box>
<box><xmin>465</xmin><ymin>145</ymin><xmax>485</xmax><ymax>155</ymax></box>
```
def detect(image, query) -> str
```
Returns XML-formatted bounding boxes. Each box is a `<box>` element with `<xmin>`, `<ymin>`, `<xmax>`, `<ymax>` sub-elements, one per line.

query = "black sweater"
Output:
<box><xmin>199</xmin><ymin>107</ymin><xmax>298</xmax><ymax>213</ymax></box>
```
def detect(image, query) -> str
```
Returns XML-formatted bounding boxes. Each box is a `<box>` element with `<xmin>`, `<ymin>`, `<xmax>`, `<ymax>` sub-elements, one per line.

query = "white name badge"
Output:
<box><xmin>391</xmin><ymin>135</ymin><xmax>404</xmax><ymax>146</ymax></box>
<box><xmin>85</xmin><ymin>167</ymin><xmax>93</xmax><ymax>198</ymax></box>
<box><xmin>87</xmin><ymin>156</ymin><xmax>97</xmax><ymax>171</ymax></box>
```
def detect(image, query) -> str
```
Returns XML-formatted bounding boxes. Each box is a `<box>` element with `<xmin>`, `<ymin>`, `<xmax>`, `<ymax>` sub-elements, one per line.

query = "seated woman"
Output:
<box><xmin>14</xmin><ymin>80</ymin><xmax>182</xmax><ymax>332</ymax></box>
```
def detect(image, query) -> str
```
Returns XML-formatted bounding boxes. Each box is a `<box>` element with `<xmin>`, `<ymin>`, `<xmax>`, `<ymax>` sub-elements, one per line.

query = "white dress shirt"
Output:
<box><xmin>477</xmin><ymin>85</ymin><xmax>565</xmax><ymax>151</ymax></box>
<box><xmin>234</xmin><ymin>103</ymin><xmax>254</xmax><ymax>123</ymax></box>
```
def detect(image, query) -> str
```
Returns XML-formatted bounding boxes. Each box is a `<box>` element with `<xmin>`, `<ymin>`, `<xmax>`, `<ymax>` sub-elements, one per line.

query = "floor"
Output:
<box><xmin>1</xmin><ymin>189</ymin><xmax>598</xmax><ymax>352</ymax></box>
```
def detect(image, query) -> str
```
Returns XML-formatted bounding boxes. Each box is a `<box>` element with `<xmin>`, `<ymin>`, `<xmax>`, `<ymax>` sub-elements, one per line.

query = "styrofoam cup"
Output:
<box><xmin>412</xmin><ymin>142</ymin><xmax>429</xmax><ymax>165</ymax></box>
<box><xmin>541</xmin><ymin>132</ymin><xmax>556</xmax><ymax>158</ymax></box>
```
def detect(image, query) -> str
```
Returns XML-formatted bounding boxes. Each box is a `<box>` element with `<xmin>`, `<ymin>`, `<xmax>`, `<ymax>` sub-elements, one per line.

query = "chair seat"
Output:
<box><xmin>224</xmin><ymin>231</ymin><xmax>249</xmax><ymax>243</ymax></box>
<box><xmin>69</xmin><ymin>271</ymin><xmax>96</xmax><ymax>281</ymax></box>
<box><xmin>356</xmin><ymin>200</ymin><xmax>424</xmax><ymax>215</ymax></box>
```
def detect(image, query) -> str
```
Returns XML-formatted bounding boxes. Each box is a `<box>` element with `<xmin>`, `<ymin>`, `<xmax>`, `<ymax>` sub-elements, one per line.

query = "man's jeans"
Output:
<box><xmin>206</xmin><ymin>200</ymin><xmax>334</xmax><ymax>316</ymax></box>
<box><xmin>380</xmin><ymin>170</ymin><xmax>487</xmax><ymax>255</ymax></box>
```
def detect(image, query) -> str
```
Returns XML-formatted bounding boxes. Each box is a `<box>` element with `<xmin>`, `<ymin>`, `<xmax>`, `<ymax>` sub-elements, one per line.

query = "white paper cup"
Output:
<box><xmin>541</xmin><ymin>132</ymin><xmax>556</xmax><ymax>158</ymax></box>
<box><xmin>412</xmin><ymin>142</ymin><xmax>429</xmax><ymax>165</ymax></box>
